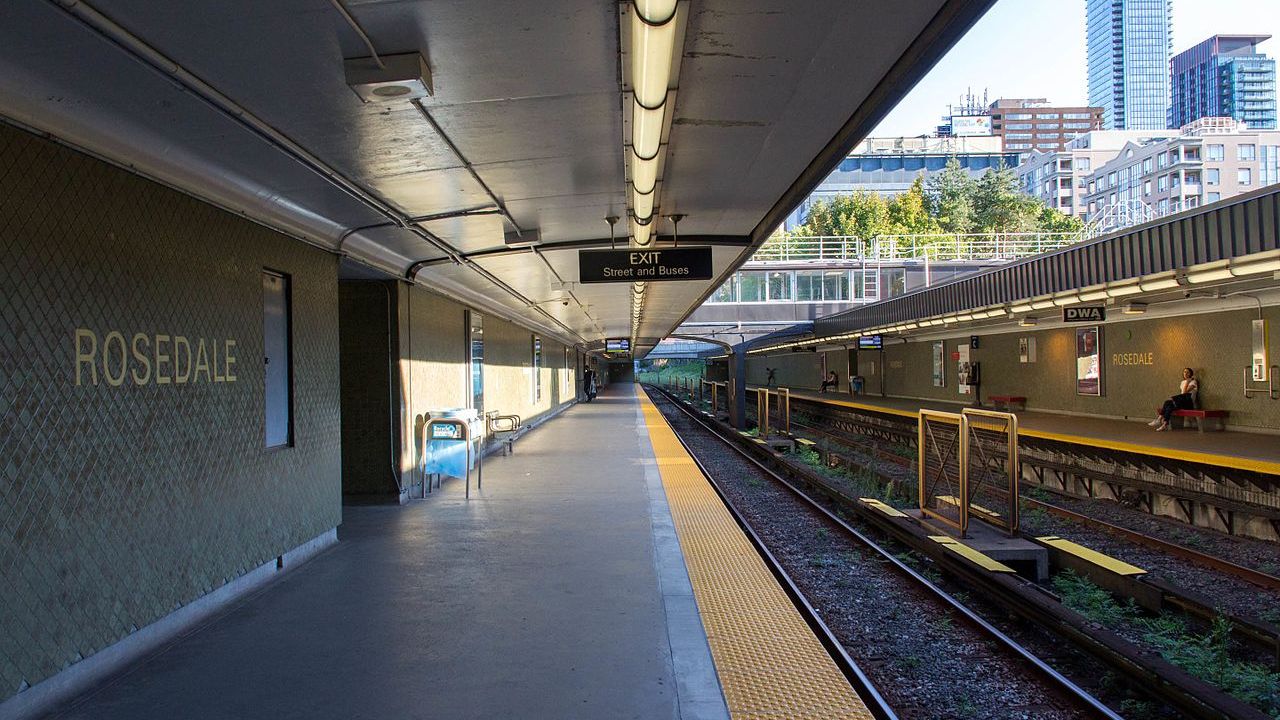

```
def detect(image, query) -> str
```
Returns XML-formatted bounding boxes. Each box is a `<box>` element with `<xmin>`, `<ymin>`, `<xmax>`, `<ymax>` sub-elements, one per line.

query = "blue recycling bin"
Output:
<box><xmin>421</xmin><ymin>408</ymin><xmax>481</xmax><ymax>494</ymax></box>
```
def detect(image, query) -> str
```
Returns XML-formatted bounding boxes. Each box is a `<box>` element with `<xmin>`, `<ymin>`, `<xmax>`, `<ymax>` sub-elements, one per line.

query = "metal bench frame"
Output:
<box><xmin>485</xmin><ymin>411</ymin><xmax>528</xmax><ymax>455</ymax></box>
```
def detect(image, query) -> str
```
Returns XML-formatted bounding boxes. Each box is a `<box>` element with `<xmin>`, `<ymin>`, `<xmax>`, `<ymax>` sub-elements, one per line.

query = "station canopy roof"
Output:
<box><xmin>0</xmin><ymin>0</ymin><xmax>992</xmax><ymax>356</ymax></box>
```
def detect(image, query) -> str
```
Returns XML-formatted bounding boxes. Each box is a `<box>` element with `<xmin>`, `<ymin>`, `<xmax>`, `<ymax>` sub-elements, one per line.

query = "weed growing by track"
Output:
<box><xmin>1052</xmin><ymin>571</ymin><xmax>1280</xmax><ymax>716</ymax></box>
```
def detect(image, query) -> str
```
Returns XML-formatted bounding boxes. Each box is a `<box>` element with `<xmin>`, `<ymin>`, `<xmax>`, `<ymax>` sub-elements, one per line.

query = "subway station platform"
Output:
<box><xmin>42</xmin><ymin>387</ymin><xmax>866</xmax><ymax>720</ymax></box>
<box><xmin>751</xmin><ymin>386</ymin><xmax>1280</xmax><ymax>477</ymax></box>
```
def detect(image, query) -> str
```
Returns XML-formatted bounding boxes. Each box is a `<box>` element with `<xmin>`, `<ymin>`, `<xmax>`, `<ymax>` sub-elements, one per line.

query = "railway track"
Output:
<box><xmin>781</xmin><ymin>409</ymin><xmax>1280</xmax><ymax>669</ymax></box>
<box><xmin>654</xmin><ymin>384</ymin><xmax>1277</xmax><ymax>720</ymax></box>
<box><xmin>646</xmin><ymin>386</ymin><xmax>1120</xmax><ymax>720</ymax></box>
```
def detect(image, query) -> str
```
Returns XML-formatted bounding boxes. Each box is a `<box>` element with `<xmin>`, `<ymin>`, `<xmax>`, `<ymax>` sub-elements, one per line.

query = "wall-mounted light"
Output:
<box><xmin>1019</xmin><ymin>316</ymin><xmax>1037</xmax><ymax>327</ymax></box>
<box><xmin>1121</xmin><ymin>302</ymin><xmax>1148</xmax><ymax>314</ymax></box>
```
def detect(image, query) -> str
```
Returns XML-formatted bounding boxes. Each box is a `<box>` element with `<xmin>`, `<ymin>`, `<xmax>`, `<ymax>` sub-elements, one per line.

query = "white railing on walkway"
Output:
<box><xmin>751</xmin><ymin>231</ymin><xmax>1084</xmax><ymax>264</ymax></box>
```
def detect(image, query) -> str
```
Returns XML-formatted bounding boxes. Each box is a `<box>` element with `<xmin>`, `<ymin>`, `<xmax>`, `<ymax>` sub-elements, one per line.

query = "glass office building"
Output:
<box><xmin>1171</xmin><ymin>35</ymin><xmax>1277</xmax><ymax>130</ymax></box>
<box><xmin>1087</xmin><ymin>0</ymin><xmax>1172</xmax><ymax>130</ymax></box>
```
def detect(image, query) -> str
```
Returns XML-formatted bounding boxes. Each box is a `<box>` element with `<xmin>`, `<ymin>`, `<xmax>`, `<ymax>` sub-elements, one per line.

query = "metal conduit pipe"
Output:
<box><xmin>327</xmin><ymin>0</ymin><xmax>386</xmax><ymax>69</ymax></box>
<box><xmin>48</xmin><ymin>0</ymin><xmax>511</xmax><ymax>296</ymax></box>
<box><xmin>410</xmin><ymin>99</ymin><xmax>522</xmax><ymax>236</ymax></box>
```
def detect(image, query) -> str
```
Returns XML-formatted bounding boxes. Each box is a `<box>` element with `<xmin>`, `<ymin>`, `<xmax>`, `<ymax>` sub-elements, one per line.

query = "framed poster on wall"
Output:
<box><xmin>931</xmin><ymin>341</ymin><xmax>945</xmax><ymax>387</ymax></box>
<box><xmin>1075</xmin><ymin>326</ymin><xmax>1103</xmax><ymax>396</ymax></box>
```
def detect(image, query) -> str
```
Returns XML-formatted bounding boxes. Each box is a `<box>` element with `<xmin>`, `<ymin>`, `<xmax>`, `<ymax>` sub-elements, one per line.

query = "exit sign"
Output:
<box><xmin>578</xmin><ymin>247</ymin><xmax>713</xmax><ymax>283</ymax></box>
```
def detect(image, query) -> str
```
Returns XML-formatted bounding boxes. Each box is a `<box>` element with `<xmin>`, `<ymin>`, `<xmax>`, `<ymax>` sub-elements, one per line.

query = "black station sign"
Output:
<box><xmin>1063</xmin><ymin>306</ymin><xmax>1106</xmax><ymax>322</ymax></box>
<box><xmin>578</xmin><ymin>247</ymin><xmax>713</xmax><ymax>283</ymax></box>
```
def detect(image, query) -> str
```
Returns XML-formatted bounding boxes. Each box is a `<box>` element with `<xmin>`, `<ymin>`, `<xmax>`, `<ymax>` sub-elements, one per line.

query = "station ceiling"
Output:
<box><xmin>0</xmin><ymin>0</ymin><xmax>993</xmax><ymax>355</ymax></box>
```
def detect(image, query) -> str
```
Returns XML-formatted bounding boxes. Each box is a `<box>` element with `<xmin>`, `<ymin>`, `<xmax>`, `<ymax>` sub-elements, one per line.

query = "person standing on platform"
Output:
<box><xmin>765</xmin><ymin>367</ymin><xmax>777</xmax><ymax>387</ymax></box>
<box><xmin>1150</xmin><ymin>367</ymin><xmax>1198</xmax><ymax>431</ymax></box>
<box><xmin>584</xmin><ymin>368</ymin><xmax>598</xmax><ymax>403</ymax></box>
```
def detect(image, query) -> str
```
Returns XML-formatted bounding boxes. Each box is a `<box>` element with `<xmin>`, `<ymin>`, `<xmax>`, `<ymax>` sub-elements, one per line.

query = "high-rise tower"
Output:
<box><xmin>1171</xmin><ymin>35</ymin><xmax>1277</xmax><ymax>130</ymax></box>
<box><xmin>1086</xmin><ymin>0</ymin><xmax>1172</xmax><ymax>129</ymax></box>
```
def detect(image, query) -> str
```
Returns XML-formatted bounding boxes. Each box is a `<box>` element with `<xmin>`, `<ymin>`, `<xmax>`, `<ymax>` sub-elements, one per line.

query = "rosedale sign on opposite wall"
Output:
<box><xmin>74</xmin><ymin>328</ymin><xmax>239</xmax><ymax>387</ymax></box>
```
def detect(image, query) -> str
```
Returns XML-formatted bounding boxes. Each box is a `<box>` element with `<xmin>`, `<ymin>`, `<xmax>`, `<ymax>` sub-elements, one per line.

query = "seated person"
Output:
<box><xmin>1149</xmin><ymin>367</ymin><xmax>1198</xmax><ymax>432</ymax></box>
<box><xmin>819</xmin><ymin>370</ymin><xmax>838</xmax><ymax>394</ymax></box>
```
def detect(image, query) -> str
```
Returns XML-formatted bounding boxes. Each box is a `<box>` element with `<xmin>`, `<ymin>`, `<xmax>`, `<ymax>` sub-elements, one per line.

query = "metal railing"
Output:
<box><xmin>751</xmin><ymin>231</ymin><xmax>1084</xmax><ymax>264</ymax></box>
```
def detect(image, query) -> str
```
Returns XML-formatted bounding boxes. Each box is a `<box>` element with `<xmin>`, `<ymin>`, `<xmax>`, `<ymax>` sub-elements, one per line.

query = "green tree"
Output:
<box><xmin>793</xmin><ymin>192</ymin><xmax>893</xmax><ymax>245</ymax></box>
<box><xmin>886</xmin><ymin>176</ymin><xmax>940</xmax><ymax>235</ymax></box>
<box><xmin>972</xmin><ymin>163</ymin><xmax>1039</xmax><ymax>233</ymax></box>
<box><xmin>924</xmin><ymin>157</ymin><xmax>976</xmax><ymax>233</ymax></box>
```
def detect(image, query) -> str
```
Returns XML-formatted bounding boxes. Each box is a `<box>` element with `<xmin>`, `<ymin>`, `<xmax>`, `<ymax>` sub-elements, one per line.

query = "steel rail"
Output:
<box><xmin>645</xmin><ymin>385</ymin><xmax>1121</xmax><ymax>720</ymax></box>
<box><xmin>657</xmin><ymin>384</ymin><xmax>1276</xmax><ymax>720</ymax></box>
<box><xmin>791</xmin><ymin>404</ymin><xmax>1280</xmax><ymax>593</ymax></box>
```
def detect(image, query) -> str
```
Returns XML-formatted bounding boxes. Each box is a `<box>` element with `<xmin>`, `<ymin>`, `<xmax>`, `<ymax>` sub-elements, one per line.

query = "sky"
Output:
<box><xmin>871</xmin><ymin>0</ymin><xmax>1280</xmax><ymax>137</ymax></box>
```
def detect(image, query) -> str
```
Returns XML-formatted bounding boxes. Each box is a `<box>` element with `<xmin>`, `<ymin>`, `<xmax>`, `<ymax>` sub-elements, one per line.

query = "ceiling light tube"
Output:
<box><xmin>1230</xmin><ymin>257</ymin><xmax>1280</xmax><ymax>276</ymax></box>
<box><xmin>1105</xmin><ymin>282</ymin><xmax>1142</xmax><ymax>298</ymax></box>
<box><xmin>1122</xmin><ymin>302</ymin><xmax>1147</xmax><ymax>314</ymax></box>
<box><xmin>1139</xmin><ymin>275</ymin><xmax>1180</xmax><ymax>291</ymax></box>
<box><xmin>632</xmin><ymin>152</ymin><xmax>658</xmax><ymax>194</ymax></box>
<box><xmin>1186</xmin><ymin>266</ymin><xmax>1233</xmax><ymax>284</ymax></box>
<box><xmin>632</xmin><ymin>218</ymin><xmax>653</xmax><ymax>246</ymax></box>
<box><xmin>632</xmin><ymin>98</ymin><xmax>664</xmax><ymax>160</ymax></box>
<box><xmin>1011</xmin><ymin>303</ymin><xmax>1034</xmax><ymax>314</ymax></box>
<box><xmin>632</xmin><ymin>188</ymin><xmax>655</xmax><ymax>221</ymax></box>
<box><xmin>1052</xmin><ymin>293</ymin><xmax>1080</xmax><ymax>307</ymax></box>
<box><xmin>1030</xmin><ymin>299</ymin><xmax>1055</xmax><ymax>311</ymax></box>
<box><xmin>630</xmin><ymin>3</ymin><xmax>677</xmax><ymax>110</ymax></box>
<box><xmin>1078</xmin><ymin>288</ymin><xmax>1108</xmax><ymax>302</ymax></box>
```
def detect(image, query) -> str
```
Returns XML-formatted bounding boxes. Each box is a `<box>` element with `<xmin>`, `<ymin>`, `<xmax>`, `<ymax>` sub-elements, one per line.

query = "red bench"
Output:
<box><xmin>1169</xmin><ymin>408</ymin><xmax>1229</xmax><ymax>433</ymax></box>
<box><xmin>988</xmin><ymin>395</ymin><xmax>1026</xmax><ymax>411</ymax></box>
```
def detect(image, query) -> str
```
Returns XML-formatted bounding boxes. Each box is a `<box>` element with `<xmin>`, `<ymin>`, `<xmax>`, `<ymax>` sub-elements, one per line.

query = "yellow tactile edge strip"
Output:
<box><xmin>636</xmin><ymin>387</ymin><xmax>874</xmax><ymax>720</ymax></box>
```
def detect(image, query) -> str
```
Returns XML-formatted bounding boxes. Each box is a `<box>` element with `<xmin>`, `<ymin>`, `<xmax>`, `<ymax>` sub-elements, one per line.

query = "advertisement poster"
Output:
<box><xmin>1075</xmin><ymin>326</ymin><xmax>1103</xmax><ymax>396</ymax></box>
<box><xmin>931</xmin><ymin>341</ymin><xmax>945</xmax><ymax>387</ymax></box>
<box><xmin>950</xmin><ymin>115</ymin><xmax>992</xmax><ymax>136</ymax></box>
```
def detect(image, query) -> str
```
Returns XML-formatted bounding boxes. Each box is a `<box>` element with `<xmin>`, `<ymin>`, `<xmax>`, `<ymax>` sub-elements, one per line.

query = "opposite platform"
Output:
<box><xmin>750</xmin><ymin>385</ymin><xmax>1280</xmax><ymax>476</ymax></box>
<box><xmin>46</xmin><ymin>388</ymin><xmax>727</xmax><ymax>720</ymax></box>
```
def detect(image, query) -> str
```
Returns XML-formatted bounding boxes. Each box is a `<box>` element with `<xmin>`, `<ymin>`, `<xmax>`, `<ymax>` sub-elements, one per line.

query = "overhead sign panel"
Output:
<box><xmin>1063</xmin><ymin>306</ymin><xmax>1106</xmax><ymax>323</ymax></box>
<box><xmin>605</xmin><ymin>338</ymin><xmax>631</xmax><ymax>353</ymax></box>
<box><xmin>578</xmin><ymin>247</ymin><xmax>713</xmax><ymax>283</ymax></box>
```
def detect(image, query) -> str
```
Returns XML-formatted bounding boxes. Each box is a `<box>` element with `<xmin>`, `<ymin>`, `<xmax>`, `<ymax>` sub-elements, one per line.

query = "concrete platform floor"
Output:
<box><xmin>47</xmin><ymin>388</ymin><xmax>727</xmax><ymax>720</ymax></box>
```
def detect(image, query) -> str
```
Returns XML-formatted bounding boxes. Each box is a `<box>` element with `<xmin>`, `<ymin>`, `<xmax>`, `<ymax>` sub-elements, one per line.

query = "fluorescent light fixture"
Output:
<box><xmin>1231</xmin><ymin>257</ymin><xmax>1280</xmax><ymax>276</ymax></box>
<box><xmin>1011</xmin><ymin>303</ymin><xmax>1034</xmax><ymax>314</ymax></box>
<box><xmin>631</xmin><ymin>152</ymin><xmax>658</xmax><ymax>194</ymax></box>
<box><xmin>1030</xmin><ymin>298</ymin><xmax>1055</xmax><ymax>311</ymax></box>
<box><xmin>1078</xmin><ymin>288</ymin><xmax>1108</xmax><ymax>302</ymax></box>
<box><xmin>1139</xmin><ymin>275</ymin><xmax>1180</xmax><ymax>292</ymax></box>
<box><xmin>632</xmin><ymin>218</ymin><xmax>653</xmax><ymax>246</ymax></box>
<box><xmin>632</xmin><ymin>188</ymin><xmax>655</xmax><ymax>221</ymax></box>
<box><xmin>630</xmin><ymin>1</ymin><xmax>678</xmax><ymax>109</ymax></box>
<box><xmin>632</xmin><ymin>99</ymin><xmax>664</xmax><ymax>160</ymax></box>
<box><xmin>1122</xmin><ymin>302</ymin><xmax>1147</xmax><ymax>314</ymax></box>
<box><xmin>985</xmin><ymin>308</ymin><xmax>1008</xmax><ymax>318</ymax></box>
<box><xmin>1186</xmin><ymin>266</ymin><xmax>1233</xmax><ymax>284</ymax></box>
<box><xmin>1052</xmin><ymin>293</ymin><xmax>1080</xmax><ymax>307</ymax></box>
<box><xmin>1019</xmin><ymin>316</ymin><xmax>1037</xmax><ymax>327</ymax></box>
<box><xmin>957</xmin><ymin>313</ymin><xmax>975</xmax><ymax>322</ymax></box>
<box><xmin>942</xmin><ymin>316</ymin><xmax>958</xmax><ymax>324</ymax></box>
<box><xmin>1105</xmin><ymin>282</ymin><xmax>1142</xmax><ymax>298</ymax></box>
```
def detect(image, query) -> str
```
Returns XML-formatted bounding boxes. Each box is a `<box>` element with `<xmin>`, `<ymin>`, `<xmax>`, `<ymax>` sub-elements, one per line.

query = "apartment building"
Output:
<box><xmin>1171</xmin><ymin>34</ymin><xmax>1277</xmax><ymax>130</ymax></box>
<box><xmin>987</xmin><ymin>98</ymin><xmax>1104</xmax><ymax>153</ymax></box>
<box><xmin>1016</xmin><ymin>129</ymin><xmax>1178</xmax><ymax>217</ymax></box>
<box><xmin>1082</xmin><ymin>117</ymin><xmax>1280</xmax><ymax>219</ymax></box>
